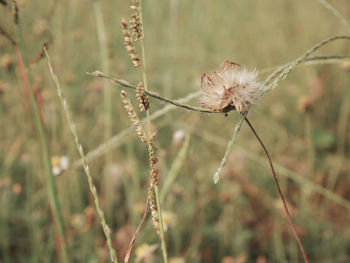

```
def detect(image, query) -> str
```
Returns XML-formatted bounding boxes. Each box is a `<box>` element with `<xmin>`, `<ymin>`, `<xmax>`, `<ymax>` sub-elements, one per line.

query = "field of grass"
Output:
<box><xmin>1</xmin><ymin>0</ymin><xmax>350</xmax><ymax>262</ymax></box>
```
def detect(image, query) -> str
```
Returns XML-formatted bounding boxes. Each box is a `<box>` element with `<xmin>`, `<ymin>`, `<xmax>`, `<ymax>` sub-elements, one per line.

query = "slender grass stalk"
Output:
<box><xmin>45</xmin><ymin>49</ymin><xmax>118</xmax><ymax>263</ymax></box>
<box><xmin>213</xmin><ymin>114</ymin><xmax>246</xmax><ymax>184</ymax></box>
<box><xmin>259</xmin><ymin>55</ymin><xmax>350</xmax><ymax>74</ymax></box>
<box><xmin>154</xmin><ymin>185</ymin><xmax>168</xmax><ymax>261</ymax></box>
<box><xmin>245</xmin><ymin>118</ymin><xmax>309</xmax><ymax>263</ymax></box>
<box><xmin>13</xmin><ymin>8</ymin><xmax>69</xmax><ymax>263</ymax></box>
<box><xmin>138</xmin><ymin>0</ymin><xmax>168</xmax><ymax>261</ymax></box>
<box><xmin>260</xmin><ymin>36</ymin><xmax>350</xmax><ymax>96</ymax></box>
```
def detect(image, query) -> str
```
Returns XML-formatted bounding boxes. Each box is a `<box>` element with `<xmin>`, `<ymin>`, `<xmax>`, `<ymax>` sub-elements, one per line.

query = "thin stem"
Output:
<box><xmin>124</xmin><ymin>194</ymin><xmax>150</xmax><ymax>263</ymax></box>
<box><xmin>45</xmin><ymin>49</ymin><xmax>118</xmax><ymax>263</ymax></box>
<box><xmin>155</xmin><ymin>185</ymin><xmax>168</xmax><ymax>262</ymax></box>
<box><xmin>244</xmin><ymin>118</ymin><xmax>309</xmax><ymax>263</ymax></box>
<box><xmin>213</xmin><ymin>114</ymin><xmax>246</xmax><ymax>184</ymax></box>
<box><xmin>13</xmin><ymin>9</ymin><xmax>69</xmax><ymax>263</ymax></box>
<box><xmin>260</xmin><ymin>35</ymin><xmax>350</xmax><ymax>95</ymax></box>
<box><xmin>138</xmin><ymin>0</ymin><xmax>168</xmax><ymax>261</ymax></box>
<box><xmin>88</xmin><ymin>53</ymin><xmax>350</xmax><ymax>116</ymax></box>
<box><xmin>87</xmin><ymin>72</ymin><xmax>223</xmax><ymax>114</ymax></box>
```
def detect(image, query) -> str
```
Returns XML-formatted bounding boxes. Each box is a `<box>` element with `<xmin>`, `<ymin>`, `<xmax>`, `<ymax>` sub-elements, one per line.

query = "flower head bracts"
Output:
<box><xmin>200</xmin><ymin>61</ymin><xmax>261</xmax><ymax>114</ymax></box>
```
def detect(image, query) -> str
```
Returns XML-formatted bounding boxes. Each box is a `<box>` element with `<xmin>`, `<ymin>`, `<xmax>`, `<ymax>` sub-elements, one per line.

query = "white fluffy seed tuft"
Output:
<box><xmin>200</xmin><ymin>61</ymin><xmax>261</xmax><ymax>114</ymax></box>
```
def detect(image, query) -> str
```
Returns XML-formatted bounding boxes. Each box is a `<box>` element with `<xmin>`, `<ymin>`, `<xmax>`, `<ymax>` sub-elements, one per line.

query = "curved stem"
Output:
<box><xmin>88</xmin><ymin>52</ymin><xmax>350</xmax><ymax>116</ymax></box>
<box><xmin>244</xmin><ymin>118</ymin><xmax>309</xmax><ymax>263</ymax></box>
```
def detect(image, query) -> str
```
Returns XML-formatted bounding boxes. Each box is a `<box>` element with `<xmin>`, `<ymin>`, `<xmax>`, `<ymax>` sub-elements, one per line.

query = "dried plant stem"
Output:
<box><xmin>245</xmin><ymin>118</ymin><xmax>309</xmax><ymax>263</ymax></box>
<box><xmin>45</xmin><ymin>49</ymin><xmax>118</xmax><ymax>263</ymax></box>
<box><xmin>88</xmin><ymin>72</ymin><xmax>223</xmax><ymax>114</ymax></box>
<box><xmin>138</xmin><ymin>0</ymin><xmax>168</xmax><ymax>261</ymax></box>
<box><xmin>183</xmin><ymin>122</ymin><xmax>350</xmax><ymax>211</ymax></box>
<box><xmin>89</xmin><ymin>53</ymin><xmax>350</xmax><ymax>116</ymax></box>
<box><xmin>13</xmin><ymin>14</ymin><xmax>69</xmax><ymax>263</ymax></box>
<box><xmin>124</xmin><ymin>191</ymin><xmax>150</xmax><ymax>263</ymax></box>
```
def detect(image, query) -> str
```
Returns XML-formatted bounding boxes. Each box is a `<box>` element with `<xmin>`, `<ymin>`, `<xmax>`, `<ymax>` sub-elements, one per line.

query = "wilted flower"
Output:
<box><xmin>200</xmin><ymin>61</ymin><xmax>261</xmax><ymax>114</ymax></box>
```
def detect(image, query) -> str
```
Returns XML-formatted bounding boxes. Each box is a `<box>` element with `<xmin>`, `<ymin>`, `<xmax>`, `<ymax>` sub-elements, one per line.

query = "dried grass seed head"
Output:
<box><xmin>120</xmin><ymin>90</ymin><xmax>147</xmax><ymax>143</ymax></box>
<box><xmin>120</xmin><ymin>18</ymin><xmax>141</xmax><ymax>68</ymax></box>
<box><xmin>200</xmin><ymin>61</ymin><xmax>261</xmax><ymax>114</ymax></box>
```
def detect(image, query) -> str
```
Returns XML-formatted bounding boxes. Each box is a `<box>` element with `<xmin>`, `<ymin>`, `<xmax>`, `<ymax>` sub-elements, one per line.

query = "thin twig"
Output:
<box><xmin>124</xmin><ymin>188</ymin><xmax>150</xmax><ymax>263</ymax></box>
<box><xmin>87</xmin><ymin>72</ymin><xmax>220</xmax><ymax>114</ymax></box>
<box><xmin>245</xmin><ymin>117</ymin><xmax>309</xmax><ymax>263</ymax></box>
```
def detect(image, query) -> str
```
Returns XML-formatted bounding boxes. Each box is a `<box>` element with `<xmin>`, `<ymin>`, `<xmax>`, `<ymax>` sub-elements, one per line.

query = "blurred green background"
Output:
<box><xmin>1</xmin><ymin>0</ymin><xmax>350</xmax><ymax>262</ymax></box>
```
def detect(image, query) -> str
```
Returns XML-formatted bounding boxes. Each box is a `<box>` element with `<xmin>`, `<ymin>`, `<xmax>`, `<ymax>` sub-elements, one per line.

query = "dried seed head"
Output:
<box><xmin>200</xmin><ymin>61</ymin><xmax>261</xmax><ymax>114</ymax></box>
<box><xmin>136</xmin><ymin>82</ymin><xmax>150</xmax><ymax>112</ymax></box>
<box><xmin>148</xmin><ymin>134</ymin><xmax>159</xmax><ymax>186</ymax></box>
<box><xmin>121</xmin><ymin>90</ymin><xmax>147</xmax><ymax>142</ymax></box>
<box><xmin>120</xmin><ymin>18</ymin><xmax>141</xmax><ymax>68</ymax></box>
<box><xmin>148</xmin><ymin>184</ymin><xmax>160</xmax><ymax>235</ymax></box>
<box><xmin>129</xmin><ymin>13</ymin><xmax>143</xmax><ymax>41</ymax></box>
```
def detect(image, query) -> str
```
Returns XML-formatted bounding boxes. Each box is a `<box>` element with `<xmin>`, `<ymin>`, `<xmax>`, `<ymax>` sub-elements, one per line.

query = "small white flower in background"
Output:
<box><xmin>162</xmin><ymin>211</ymin><xmax>177</xmax><ymax>232</ymax></box>
<box><xmin>172</xmin><ymin>129</ymin><xmax>186</xmax><ymax>147</ymax></box>
<box><xmin>52</xmin><ymin>166</ymin><xmax>62</xmax><ymax>176</ymax></box>
<box><xmin>60</xmin><ymin>156</ymin><xmax>69</xmax><ymax>170</ymax></box>
<box><xmin>200</xmin><ymin>61</ymin><xmax>261</xmax><ymax>114</ymax></box>
<box><xmin>51</xmin><ymin>155</ymin><xmax>70</xmax><ymax>176</ymax></box>
<box><xmin>135</xmin><ymin>243</ymin><xmax>158</xmax><ymax>262</ymax></box>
